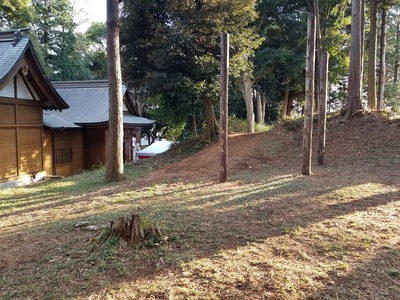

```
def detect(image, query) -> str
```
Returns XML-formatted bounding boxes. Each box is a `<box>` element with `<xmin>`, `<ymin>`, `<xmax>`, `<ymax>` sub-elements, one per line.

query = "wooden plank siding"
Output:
<box><xmin>0</xmin><ymin>128</ymin><xmax>18</xmax><ymax>178</ymax></box>
<box><xmin>70</xmin><ymin>131</ymin><xmax>84</xmax><ymax>174</ymax></box>
<box><xmin>0</xmin><ymin>98</ymin><xmax>43</xmax><ymax>181</ymax></box>
<box><xmin>43</xmin><ymin>129</ymin><xmax>85</xmax><ymax>177</ymax></box>
<box><xmin>42</xmin><ymin>129</ymin><xmax>53</xmax><ymax>176</ymax></box>
<box><xmin>85</xmin><ymin>128</ymin><xmax>107</xmax><ymax>169</ymax></box>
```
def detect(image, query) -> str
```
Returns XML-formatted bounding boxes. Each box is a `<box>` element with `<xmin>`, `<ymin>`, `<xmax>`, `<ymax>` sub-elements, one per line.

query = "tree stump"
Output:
<box><xmin>110</xmin><ymin>213</ymin><xmax>144</xmax><ymax>245</ymax></box>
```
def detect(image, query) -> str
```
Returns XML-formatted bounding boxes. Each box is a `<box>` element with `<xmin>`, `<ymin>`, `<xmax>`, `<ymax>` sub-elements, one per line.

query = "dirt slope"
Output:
<box><xmin>137</xmin><ymin>113</ymin><xmax>400</xmax><ymax>187</ymax></box>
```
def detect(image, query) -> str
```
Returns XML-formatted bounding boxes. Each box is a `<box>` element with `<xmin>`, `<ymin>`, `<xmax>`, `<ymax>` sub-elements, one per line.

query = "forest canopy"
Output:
<box><xmin>1</xmin><ymin>0</ymin><xmax>400</xmax><ymax>139</ymax></box>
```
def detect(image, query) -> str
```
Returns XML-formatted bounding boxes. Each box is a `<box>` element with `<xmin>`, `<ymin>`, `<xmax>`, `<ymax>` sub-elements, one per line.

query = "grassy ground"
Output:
<box><xmin>0</xmin><ymin>114</ymin><xmax>399</xmax><ymax>299</ymax></box>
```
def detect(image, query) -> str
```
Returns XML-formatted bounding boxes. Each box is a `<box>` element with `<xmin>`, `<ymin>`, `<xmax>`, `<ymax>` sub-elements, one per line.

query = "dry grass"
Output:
<box><xmin>1</xmin><ymin>114</ymin><xmax>400</xmax><ymax>299</ymax></box>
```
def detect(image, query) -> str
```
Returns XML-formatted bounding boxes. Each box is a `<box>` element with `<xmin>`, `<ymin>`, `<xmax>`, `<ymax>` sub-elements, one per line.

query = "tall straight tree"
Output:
<box><xmin>313</xmin><ymin>0</ymin><xmax>321</xmax><ymax>113</ymax></box>
<box><xmin>31</xmin><ymin>0</ymin><xmax>67</xmax><ymax>77</ymax></box>
<box><xmin>30</xmin><ymin>0</ymin><xmax>90</xmax><ymax>80</ymax></box>
<box><xmin>345</xmin><ymin>0</ymin><xmax>364</xmax><ymax>119</ymax></box>
<box><xmin>105</xmin><ymin>0</ymin><xmax>124</xmax><ymax>182</ymax></box>
<box><xmin>368</xmin><ymin>0</ymin><xmax>378</xmax><ymax>110</ymax></box>
<box><xmin>378</xmin><ymin>6</ymin><xmax>387</xmax><ymax>111</ymax></box>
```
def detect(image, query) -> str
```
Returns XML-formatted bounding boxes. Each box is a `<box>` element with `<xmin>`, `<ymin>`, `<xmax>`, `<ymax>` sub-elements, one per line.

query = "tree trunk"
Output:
<box><xmin>261</xmin><ymin>92</ymin><xmax>267</xmax><ymax>123</ymax></box>
<box><xmin>192</xmin><ymin>113</ymin><xmax>197</xmax><ymax>137</ymax></box>
<box><xmin>360</xmin><ymin>0</ymin><xmax>365</xmax><ymax>96</ymax></box>
<box><xmin>395</xmin><ymin>22</ymin><xmax>400</xmax><ymax>83</ymax></box>
<box><xmin>367</xmin><ymin>0</ymin><xmax>378</xmax><ymax>110</ymax></box>
<box><xmin>317</xmin><ymin>52</ymin><xmax>329</xmax><ymax>166</ymax></box>
<box><xmin>132</xmin><ymin>87</ymin><xmax>146</xmax><ymax>115</ymax></box>
<box><xmin>313</xmin><ymin>0</ymin><xmax>322</xmax><ymax>114</ymax></box>
<box><xmin>345</xmin><ymin>0</ymin><xmax>364</xmax><ymax>119</ymax></box>
<box><xmin>281</xmin><ymin>89</ymin><xmax>289</xmax><ymax>118</ymax></box>
<box><xmin>302</xmin><ymin>15</ymin><xmax>316</xmax><ymax>176</ymax></box>
<box><xmin>219</xmin><ymin>32</ymin><xmax>229</xmax><ymax>183</ymax></box>
<box><xmin>242</xmin><ymin>72</ymin><xmax>254</xmax><ymax>133</ymax></box>
<box><xmin>105</xmin><ymin>0</ymin><xmax>124</xmax><ymax>182</ymax></box>
<box><xmin>256</xmin><ymin>89</ymin><xmax>263</xmax><ymax>124</ymax></box>
<box><xmin>201</xmin><ymin>94</ymin><xmax>218</xmax><ymax>142</ymax></box>
<box><xmin>378</xmin><ymin>7</ymin><xmax>387</xmax><ymax>111</ymax></box>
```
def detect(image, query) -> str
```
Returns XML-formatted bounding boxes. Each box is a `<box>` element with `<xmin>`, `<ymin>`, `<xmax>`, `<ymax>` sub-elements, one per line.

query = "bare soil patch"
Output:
<box><xmin>1</xmin><ymin>113</ymin><xmax>399</xmax><ymax>299</ymax></box>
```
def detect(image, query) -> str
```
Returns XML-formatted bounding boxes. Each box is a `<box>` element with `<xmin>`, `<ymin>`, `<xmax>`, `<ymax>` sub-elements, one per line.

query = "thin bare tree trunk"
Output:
<box><xmin>302</xmin><ymin>15</ymin><xmax>316</xmax><ymax>176</ymax></box>
<box><xmin>261</xmin><ymin>92</ymin><xmax>267</xmax><ymax>123</ymax></box>
<box><xmin>367</xmin><ymin>0</ymin><xmax>378</xmax><ymax>110</ymax></box>
<box><xmin>105</xmin><ymin>0</ymin><xmax>123</xmax><ymax>182</ymax></box>
<box><xmin>219</xmin><ymin>32</ymin><xmax>229</xmax><ymax>183</ymax></box>
<box><xmin>313</xmin><ymin>0</ymin><xmax>321</xmax><ymax>114</ymax></box>
<box><xmin>360</xmin><ymin>0</ymin><xmax>365</xmax><ymax>98</ymax></box>
<box><xmin>201</xmin><ymin>95</ymin><xmax>218</xmax><ymax>142</ymax></box>
<box><xmin>378</xmin><ymin>7</ymin><xmax>387</xmax><ymax>111</ymax></box>
<box><xmin>395</xmin><ymin>22</ymin><xmax>400</xmax><ymax>83</ymax></box>
<box><xmin>256</xmin><ymin>89</ymin><xmax>263</xmax><ymax>124</ymax></box>
<box><xmin>242</xmin><ymin>72</ymin><xmax>254</xmax><ymax>133</ymax></box>
<box><xmin>191</xmin><ymin>100</ymin><xmax>197</xmax><ymax>137</ymax></box>
<box><xmin>317</xmin><ymin>52</ymin><xmax>329</xmax><ymax>166</ymax></box>
<box><xmin>282</xmin><ymin>89</ymin><xmax>289</xmax><ymax>118</ymax></box>
<box><xmin>191</xmin><ymin>113</ymin><xmax>197</xmax><ymax>137</ymax></box>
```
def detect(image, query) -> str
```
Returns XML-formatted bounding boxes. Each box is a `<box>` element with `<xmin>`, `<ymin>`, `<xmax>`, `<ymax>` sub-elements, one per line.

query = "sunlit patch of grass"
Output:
<box><xmin>327</xmin><ymin>183</ymin><xmax>399</xmax><ymax>203</ymax></box>
<box><xmin>228</xmin><ymin>116</ymin><xmax>273</xmax><ymax>133</ymax></box>
<box><xmin>1</xmin><ymin>131</ymin><xmax>400</xmax><ymax>300</ymax></box>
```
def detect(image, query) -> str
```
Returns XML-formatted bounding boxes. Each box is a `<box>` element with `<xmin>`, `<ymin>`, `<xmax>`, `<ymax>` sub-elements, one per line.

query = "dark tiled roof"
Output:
<box><xmin>122</xmin><ymin>112</ymin><xmax>157</xmax><ymax>128</ymax></box>
<box><xmin>43</xmin><ymin>112</ymin><xmax>82</xmax><ymax>129</ymax></box>
<box><xmin>48</xmin><ymin>80</ymin><xmax>155</xmax><ymax>128</ymax></box>
<box><xmin>0</xmin><ymin>29</ymin><xmax>68</xmax><ymax>110</ymax></box>
<box><xmin>0</xmin><ymin>30</ymin><xmax>29</xmax><ymax>83</ymax></box>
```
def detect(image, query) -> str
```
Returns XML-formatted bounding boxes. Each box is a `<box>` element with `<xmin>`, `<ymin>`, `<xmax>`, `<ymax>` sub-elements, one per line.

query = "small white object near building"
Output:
<box><xmin>136</xmin><ymin>140</ymin><xmax>172</xmax><ymax>159</ymax></box>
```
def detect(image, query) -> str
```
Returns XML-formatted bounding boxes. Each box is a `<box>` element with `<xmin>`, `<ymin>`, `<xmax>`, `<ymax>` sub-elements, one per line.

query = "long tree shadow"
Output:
<box><xmin>1</xmin><ymin>167</ymin><xmax>399</xmax><ymax>299</ymax></box>
<box><xmin>305</xmin><ymin>246</ymin><xmax>400</xmax><ymax>299</ymax></box>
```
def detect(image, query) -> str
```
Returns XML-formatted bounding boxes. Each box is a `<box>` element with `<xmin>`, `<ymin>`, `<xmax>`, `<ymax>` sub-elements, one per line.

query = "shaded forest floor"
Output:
<box><xmin>1</xmin><ymin>113</ymin><xmax>400</xmax><ymax>299</ymax></box>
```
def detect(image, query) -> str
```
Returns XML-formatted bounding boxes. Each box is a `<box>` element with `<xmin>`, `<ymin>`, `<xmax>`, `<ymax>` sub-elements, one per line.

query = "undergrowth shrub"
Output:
<box><xmin>228</xmin><ymin>116</ymin><xmax>272</xmax><ymax>133</ymax></box>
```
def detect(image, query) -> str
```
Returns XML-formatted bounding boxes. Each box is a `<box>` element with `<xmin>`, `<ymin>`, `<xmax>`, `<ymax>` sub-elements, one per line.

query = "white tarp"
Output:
<box><xmin>136</xmin><ymin>140</ymin><xmax>172</xmax><ymax>159</ymax></box>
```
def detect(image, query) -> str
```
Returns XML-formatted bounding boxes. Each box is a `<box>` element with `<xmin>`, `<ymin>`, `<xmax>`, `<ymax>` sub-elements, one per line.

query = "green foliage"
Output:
<box><xmin>254</xmin><ymin>0</ymin><xmax>310</xmax><ymax>118</ymax></box>
<box><xmin>121</xmin><ymin>0</ymin><xmax>261</xmax><ymax>138</ymax></box>
<box><xmin>385</xmin><ymin>83</ymin><xmax>400</xmax><ymax>113</ymax></box>
<box><xmin>0</xmin><ymin>0</ymin><xmax>32</xmax><ymax>28</ymax></box>
<box><xmin>85</xmin><ymin>22</ymin><xmax>106</xmax><ymax>50</ymax></box>
<box><xmin>281</xmin><ymin>118</ymin><xmax>304</xmax><ymax>132</ymax></box>
<box><xmin>321</xmin><ymin>3</ymin><xmax>352</xmax><ymax>85</ymax></box>
<box><xmin>228</xmin><ymin>116</ymin><xmax>249</xmax><ymax>133</ymax></box>
<box><xmin>254</xmin><ymin>0</ymin><xmax>353</xmax><ymax>117</ymax></box>
<box><xmin>27</xmin><ymin>1</ymin><xmax>107</xmax><ymax>81</ymax></box>
<box><xmin>228</xmin><ymin>116</ymin><xmax>272</xmax><ymax>133</ymax></box>
<box><xmin>140</xmin><ymin>215</ymin><xmax>164</xmax><ymax>248</ymax></box>
<box><xmin>385</xmin><ymin>7</ymin><xmax>400</xmax><ymax>84</ymax></box>
<box><xmin>386</xmin><ymin>269</ymin><xmax>400</xmax><ymax>278</ymax></box>
<box><xmin>82</xmin><ymin>23</ymin><xmax>108</xmax><ymax>79</ymax></box>
<box><xmin>30</xmin><ymin>0</ymin><xmax>82</xmax><ymax>80</ymax></box>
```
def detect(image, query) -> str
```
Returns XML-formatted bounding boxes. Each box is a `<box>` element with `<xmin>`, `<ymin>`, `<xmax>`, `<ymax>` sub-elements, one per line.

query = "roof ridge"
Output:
<box><xmin>52</xmin><ymin>80</ymin><xmax>109</xmax><ymax>89</ymax></box>
<box><xmin>0</xmin><ymin>28</ymin><xmax>29</xmax><ymax>45</ymax></box>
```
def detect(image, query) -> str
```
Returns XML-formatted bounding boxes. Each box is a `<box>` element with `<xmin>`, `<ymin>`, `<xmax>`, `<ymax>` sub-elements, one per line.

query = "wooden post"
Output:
<box><xmin>219</xmin><ymin>32</ymin><xmax>229</xmax><ymax>183</ymax></box>
<box><xmin>302</xmin><ymin>15</ymin><xmax>316</xmax><ymax>175</ymax></box>
<box><xmin>313</xmin><ymin>0</ymin><xmax>322</xmax><ymax>114</ymax></box>
<box><xmin>317</xmin><ymin>52</ymin><xmax>329</xmax><ymax>166</ymax></box>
